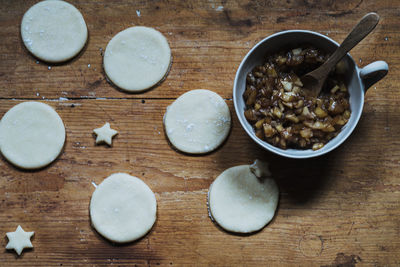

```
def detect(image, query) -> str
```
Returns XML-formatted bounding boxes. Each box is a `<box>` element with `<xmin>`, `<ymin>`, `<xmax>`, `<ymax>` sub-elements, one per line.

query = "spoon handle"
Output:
<box><xmin>325</xmin><ymin>12</ymin><xmax>380</xmax><ymax>67</ymax></box>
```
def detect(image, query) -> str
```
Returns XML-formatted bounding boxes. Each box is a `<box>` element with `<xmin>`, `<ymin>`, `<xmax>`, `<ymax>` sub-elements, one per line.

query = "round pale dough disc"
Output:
<box><xmin>21</xmin><ymin>0</ymin><xmax>88</xmax><ymax>63</ymax></box>
<box><xmin>208</xmin><ymin>165</ymin><xmax>279</xmax><ymax>233</ymax></box>
<box><xmin>0</xmin><ymin>102</ymin><xmax>66</xmax><ymax>169</ymax></box>
<box><xmin>163</xmin><ymin>89</ymin><xmax>231</xmax><ymax>154</ymax></box>
<box><xmin>104</xmin><ymin>26</ymin><xmax>171</xmax><ymax>92</ymax></box>
<box><xmin>90</xmin><ymin>173</ymin><xmax>157</xmax><ymax>243</ymax></box>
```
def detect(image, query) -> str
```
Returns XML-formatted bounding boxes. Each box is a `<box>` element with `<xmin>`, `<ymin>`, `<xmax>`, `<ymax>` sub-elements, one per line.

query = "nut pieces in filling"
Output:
<box><xmin>243</xmin><ymin>46</ymin><xmax>351</xmax><ymax>150</ymax></box>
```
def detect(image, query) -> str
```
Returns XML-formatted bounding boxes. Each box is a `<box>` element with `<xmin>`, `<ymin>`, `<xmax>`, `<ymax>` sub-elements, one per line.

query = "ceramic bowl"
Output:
<box><xmin>233</xmin><ymin>30</ymin><xmax>388</xmax><ymax>158</ymax></box>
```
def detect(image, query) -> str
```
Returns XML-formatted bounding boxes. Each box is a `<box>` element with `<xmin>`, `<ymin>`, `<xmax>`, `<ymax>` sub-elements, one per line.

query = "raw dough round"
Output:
<box><xmin>163</xmin><ymin>89</ymin><xmax>231</xmax><ymax>154</ymax></box>
<box><xmin>208</xmin><ymin>165</ymin><xmax>279</xmax><ymax>233</ymax></box>
<box><xmin>21</xmin><ymin>0</ymin><xmax>88</xmax><ymax>63</ymax></box>
<box><xmin>103</xmin><ymin>26</ymin><xmax>171</xmax><ymax>92</ymax></box>
<box><xmin>0</xmin><ymin>102</ymin><xmax>66</xmax><ymax>169</ymax></box>
<box><xmin>90</xmin><ymin>173</ymin><xmax>157</xmax><ymax>243</ymax></box>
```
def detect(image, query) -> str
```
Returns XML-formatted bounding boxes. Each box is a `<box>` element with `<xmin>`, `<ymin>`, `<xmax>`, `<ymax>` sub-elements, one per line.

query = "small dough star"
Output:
<box><xmin>6</xmin><ymin>225</ymin><xmax>34</xmax><ymax>256</ymax></box>
<box><xmin>93</xmin><ymin>122</ymin><xmax>118</xmax><ymax>146</ymax></box>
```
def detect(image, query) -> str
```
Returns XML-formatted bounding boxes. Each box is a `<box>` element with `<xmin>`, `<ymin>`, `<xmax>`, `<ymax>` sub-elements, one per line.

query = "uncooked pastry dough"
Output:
<box><xmin>6</xmin><ymin>225</ymin><xmax>34</xmax><ymax>256</ymax></box>
<box><xmin>21</xmin><ymin>0</ymin><xmax>88</xmax><ymax>63</ymax></box>
<box><xmin>104</xmin><ymin>26</ymin><xmax>171</xmax><ymax>92</ymax></box>
<box><xmin>0</xmin><ymin>102</ymin><xmax>66</xmax><ymax>169</ymax></box>
<box><xmin>163</xmin><ymin>89</ymin><xmax>231</xmax><ymax>154</ymax></box>
<box><xmin>208</xmin><ymin>161</ymin><xmax>279</xmax><ymax>233</ymax></box>
<box><xmin>90</xmin><ymin>173</ymin><xmax>157</xmax><ymax>243</ymax></box>
<box><xmin>93</xmin><ymin>122</ymin><xmax>118</xmax><ymax>146</ymax></box>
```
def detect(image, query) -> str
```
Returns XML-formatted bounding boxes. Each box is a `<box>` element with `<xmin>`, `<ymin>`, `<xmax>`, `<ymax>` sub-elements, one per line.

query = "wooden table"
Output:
<box><xmin>1</xmin><ymin>0</ymin><xmax>399</xmax><ymax>266</ymax></box>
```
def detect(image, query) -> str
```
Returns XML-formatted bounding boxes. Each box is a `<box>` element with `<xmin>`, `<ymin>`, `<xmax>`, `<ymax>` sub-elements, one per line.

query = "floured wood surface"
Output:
<box><xmin>0</xmin><ymin>0</ymin><xmax>399</xmax><ymax>266</ymax></box>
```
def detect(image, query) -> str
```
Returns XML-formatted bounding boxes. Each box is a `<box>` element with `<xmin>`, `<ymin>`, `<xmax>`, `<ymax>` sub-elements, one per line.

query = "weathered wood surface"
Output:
<box><xmin>0</xmin><ymin>0</ymin><xmax>399</xmax><ymax>266</ymax></box>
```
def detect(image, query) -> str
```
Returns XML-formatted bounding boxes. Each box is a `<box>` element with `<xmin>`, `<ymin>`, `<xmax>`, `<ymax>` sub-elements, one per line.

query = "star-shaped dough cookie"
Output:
<box><xmin>6</xmin><ymin>225</ymin><xmax>34</xmax><ymax>256</ymax></box>
<box><xmin>93</xmin><ymin>122</ymin><xmax>118</xmax><ymax>146</ymax></box>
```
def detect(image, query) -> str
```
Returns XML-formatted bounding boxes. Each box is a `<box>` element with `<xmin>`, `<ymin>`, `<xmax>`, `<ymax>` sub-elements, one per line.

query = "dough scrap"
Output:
<box><xmin>6</xmin><ymin>225</ymin><xmax>34</xmax><ymax>256</ymax></box>
<box><xmin>90</xmin><ymin>173</ymin><xmax>157</xmax><ymax>243</ymax></box>
<box><xmin>0</xmin><ymin>102</ymin><xmax>66</xmax><ymax>169</ymax></box>
<box><xmin>164</xmin><ymin>89</ymin><xmax>231</xmax><ymax>154</ymax></box>
<box><xmin>21</xmin><ymin>0</ymin><xmax>88</xmax><ymax>63</ymax></box>
<box><xmin>104</xmin><ymin>26</ymin><xmax>171</xmax><ymax>92</ymax></box>
<box><xmin>208</xmin><ymin>162</ymin><xmax>279</xmax><ymax>233</ymax></box>
<box><xmin>250</xmin><ymin>159</ymin><xmax>271</xmax><ymax>178</ymax></box>
<box><xmin>93</xmin><ymin>122</ymin><xmax>118</xmax><ymax>146</ymax></box>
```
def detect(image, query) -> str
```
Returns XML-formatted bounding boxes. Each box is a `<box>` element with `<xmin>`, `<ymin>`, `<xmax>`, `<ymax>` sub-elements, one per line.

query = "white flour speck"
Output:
<box><xmin>215</xmin><ymin>6</ymin><xmax>224</xmax><ymax>11</ymax></box>
<box><xmin>91</xmin><ymin>181</ymin><xmax>97</xmax><ymax>188</ymax></box>
<box><xmin>24</xmin><ymin>38</ymin><xmax>33</xmax><ymax>47</ymax></box>
<box><xmin>36</xmin><ymin>92</ymin><xmax>39</xmax><ymax>96</ymax></box>
<box><xmin>136</xmin><ymin>10</ymin><xmax>141</xmax><ymax>17</ymax></box>
<box><xmin>87</xmin><ymin>64</ymin><xmax>91</xmax><ymax>68</ymax></box>
<box><xmin>384</xmin><ymin>37</ymin><xmax>389</xmax><ymax>41</ymax></box>
<box><xmin>139</xmin><ymin>54</ymin><xmax>157</xmax><ymax>65</ymax></box>
<box><xmin>48</xmin><ymin>66</ymin><xmax>51</xmax><ymax>70</ymax></box>
<box><xmin>59</xmin><ymin>97</ymin><xmax>68</xmax><ymax>101</ymax></box>
<box><xmin>186</xmin><ymin>123</ymin><xmax>195</xmax><ymax>131</ymax></box>
<box><xmin>178</xmin><ymin>119</ymin><xmax>189</xmax><ymax>124</ymax></box>
<box><xmin>220</xmin><ymin>116</ymin><xmax>230</xmax><ymax>123</ymax></box>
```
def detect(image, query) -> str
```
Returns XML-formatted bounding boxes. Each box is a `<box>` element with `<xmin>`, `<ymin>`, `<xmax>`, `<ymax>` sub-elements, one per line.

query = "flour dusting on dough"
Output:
<box><xmin>21</xmin><ymin>0</ymin><xmax>88</xmax><ymax>63</ymax></box>
<box><xmin>208</xmin><ymin>163</ymin><xmax>279</xmax><ymax>233</ymax></box>
<box><xmin>164</xmin><ymin>89</ymin><xmax>231</xmax><ymax>154</ymax></box>
<box><xmin>103</xmin><ymin>26</ymin><xmax>171</xmax><ymax>92</ymax></box>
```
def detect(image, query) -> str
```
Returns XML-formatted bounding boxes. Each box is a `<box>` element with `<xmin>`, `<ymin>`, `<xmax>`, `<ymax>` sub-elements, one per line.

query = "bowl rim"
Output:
<box><xmin>233</xmin><ymin>29</ymin><xmax>363</xmax><ymax>159</ymax></box>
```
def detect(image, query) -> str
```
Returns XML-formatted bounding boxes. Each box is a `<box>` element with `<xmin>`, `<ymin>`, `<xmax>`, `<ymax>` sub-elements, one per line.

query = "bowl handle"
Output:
<box><xmin>359</xmin><ymin>60</ymin><xmax>388</xmax><ymax>92</ymax></box>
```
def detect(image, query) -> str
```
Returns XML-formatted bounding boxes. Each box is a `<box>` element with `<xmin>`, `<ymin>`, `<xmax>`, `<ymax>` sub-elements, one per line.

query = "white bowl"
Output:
<box><xmin>233</xmin><ymin>30</ymin><xmax>388</xmax><ymax>158</ymax></box>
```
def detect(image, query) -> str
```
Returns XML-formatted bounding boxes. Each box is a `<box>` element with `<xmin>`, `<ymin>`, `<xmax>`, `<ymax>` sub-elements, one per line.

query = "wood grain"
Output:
<box><xmin>0</xmin><ymin>0</ymin><xmax>399</xmax><ymax>266</ymax></box>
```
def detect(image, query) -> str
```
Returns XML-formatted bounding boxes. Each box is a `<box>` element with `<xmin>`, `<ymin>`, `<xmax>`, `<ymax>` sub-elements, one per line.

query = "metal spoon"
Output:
<box><xmin>302</xmin><ymin>12</ymin><xmax>380</xmax><ymax>97</ymax></box>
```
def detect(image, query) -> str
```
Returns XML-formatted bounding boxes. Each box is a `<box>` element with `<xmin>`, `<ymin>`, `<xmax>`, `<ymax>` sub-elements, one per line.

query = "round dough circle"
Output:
<box><xmin>90</xmin><ymin>173</ymin><xmax>157</xmax><ymax>243</ymax></box>
<box><xmin>0</xmin><ymin>102</ymin><xmax>66</xmax><ymax>169</ymax></box>
<box><xmin>208</xmin><ymin>165</ymin><xmax>279</xmax><ymax>233</ymax></box>
<box><xmin>21</xmin><ymin>0</ymin><xmax>88</xmax><ymax>63</ymax></box>
<box><xmin>164</xmin><ymin>89</ymin><xmax>231</xmax><ymax>154</ymax></box>
<box><xmin>104</xmin><ymin>26</ymin><xmax>171</xmax><ymax>92</ymax></box>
